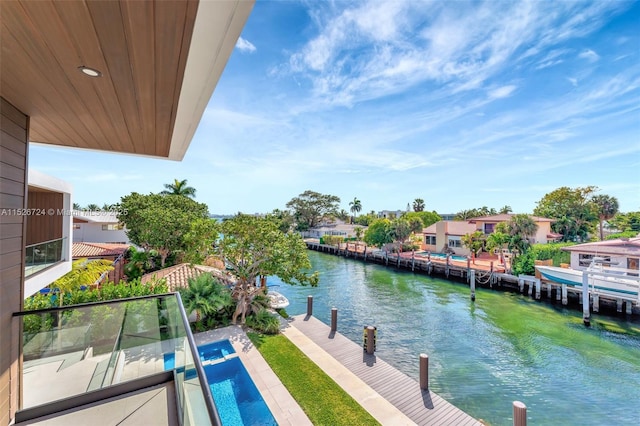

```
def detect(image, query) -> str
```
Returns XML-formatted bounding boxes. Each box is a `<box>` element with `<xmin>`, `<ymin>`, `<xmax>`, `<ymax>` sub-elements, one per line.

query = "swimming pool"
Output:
<box><xmin>199</xmin><ymin>340</ymin><xmax>276</xmax><ymax>426</ymax></box>
<box><xmin>416</xmin><ymin>251</ymin><xmax>468</xmax><ymax>262</ymax></box>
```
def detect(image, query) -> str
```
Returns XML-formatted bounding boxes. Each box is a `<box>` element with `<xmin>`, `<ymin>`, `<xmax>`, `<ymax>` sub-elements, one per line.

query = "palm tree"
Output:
<box><xmin>86</xmin><ymin>203</ymin><xmax>99</xmax><ymax>211</ymax></box>
<box><xmin>73</xmin><ymin>203</ymin><xmax>82</xmax><ymax>210</ymax></box>
<box><xmin>161</xmin><ymin>178</ymin><xmax>196</xmax><ymax>198</ymax></box>
<box><xmin>499</xmin><ymin>205</ymin><xmax>512</xmax><ymax>214</ymax></box>
<box><xmin>349</xmin><ymin>197</ymin><xmax>362</xmax><ymax>222</ymax></box>
<box><xmin>591</xmin><ymin>194</ymin><xmax>619</xmax><ymax>241</ymax></box>
<box><xmin>179</xmin><ymin>273</ymin><xmax>232</xmax><ymax>322</ymax></box>
<box><xmin>413</xmin><ymin>198</ymin><xmax>425</xmax><ymax>212</ymax></box>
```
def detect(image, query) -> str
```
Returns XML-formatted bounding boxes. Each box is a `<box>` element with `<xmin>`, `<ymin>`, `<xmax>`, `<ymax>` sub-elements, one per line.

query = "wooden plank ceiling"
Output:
<box><xmin>0</xmin><ymin>0</ymin><xmax>198</xmax><ymax>158</ymax></box>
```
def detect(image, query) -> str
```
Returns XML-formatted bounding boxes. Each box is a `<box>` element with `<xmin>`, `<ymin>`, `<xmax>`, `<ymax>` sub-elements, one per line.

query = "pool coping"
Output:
<box><xmin>193</xmin><ymin>326</ymin><xmax>312</xmax><ymax>426</ymax></box>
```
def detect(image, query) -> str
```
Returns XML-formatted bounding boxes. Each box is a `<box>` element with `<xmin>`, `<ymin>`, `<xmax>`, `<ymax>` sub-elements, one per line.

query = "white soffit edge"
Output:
<box><xmin>168</xmin><ymin>0</ymin><xmax>255</xmax><ymax>161</ymax></box>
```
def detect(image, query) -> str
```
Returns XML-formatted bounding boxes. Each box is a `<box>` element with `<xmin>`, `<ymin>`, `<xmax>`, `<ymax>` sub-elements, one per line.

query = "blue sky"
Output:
<box><xmin>30</xmin><ymin>0</ymin><xmax>640</xmax><ymax>215</ymax></box>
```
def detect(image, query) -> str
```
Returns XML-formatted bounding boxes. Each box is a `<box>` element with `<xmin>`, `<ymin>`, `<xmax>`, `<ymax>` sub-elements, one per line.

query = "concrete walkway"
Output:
<box><xmin>281</xmin><ymin>320</ymin><xmax>417</xmax><ymax>425</ymax></box>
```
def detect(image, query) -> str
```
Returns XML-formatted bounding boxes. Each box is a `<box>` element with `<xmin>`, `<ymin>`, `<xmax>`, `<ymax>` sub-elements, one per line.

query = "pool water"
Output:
<box><xmin>163</xmin><ymin>340</ymin><xmax>276</xmax><ymax>425</ymax></box>
<box><xmin>199</xmin><ymin>340</ymin><xmax>235</xmax><ymax>362</ymax></box>
<box><xmin>417</xmin><ymin>251</ymin><xmax>468</xmax><ymax>262</ymax></box>
<box><xmin>205</xmin><ymin>357</ymin><xmax>277</xmax><ymax>426</ymax></box>
<box><xmin>201</xmin><ymin>340</ymin><xmax>276</xmax><ymax>426</ymax></box>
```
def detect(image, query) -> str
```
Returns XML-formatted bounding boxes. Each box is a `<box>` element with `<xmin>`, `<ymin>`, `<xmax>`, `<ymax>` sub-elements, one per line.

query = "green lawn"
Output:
<box><xmin>247</xmin><ymin>332</ymin><xmax>380</xmax><ymax>426</ymax></box>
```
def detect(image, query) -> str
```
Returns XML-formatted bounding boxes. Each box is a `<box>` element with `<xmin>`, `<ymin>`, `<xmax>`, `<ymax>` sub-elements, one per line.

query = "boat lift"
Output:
<box><xmin>581</xmin><ymin>258</ymin><xmax>640</xmax><ymax>326</ymax></box>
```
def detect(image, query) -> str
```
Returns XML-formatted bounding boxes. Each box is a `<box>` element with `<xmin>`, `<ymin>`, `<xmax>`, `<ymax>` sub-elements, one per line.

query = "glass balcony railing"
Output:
<box><xmin>25</xmin><ymin>237</ymin><xmax>66</xmax><ymax>277</ymax></box>
<box><xmin>14</xmin><ymin>293</ymin><xmax>220</xmax><ymax>425</ymax></box>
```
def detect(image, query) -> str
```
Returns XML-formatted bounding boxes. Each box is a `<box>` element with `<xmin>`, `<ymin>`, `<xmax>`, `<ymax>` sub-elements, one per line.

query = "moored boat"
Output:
<box><xmin>535</xmin><ymin>261</ymin><xmax>640</xmax><ymax>301</ymax></box>
<box><xmin>267</xmin><ymin>290</ymin><xmax>290</xmax><ymax>309</ymax></box>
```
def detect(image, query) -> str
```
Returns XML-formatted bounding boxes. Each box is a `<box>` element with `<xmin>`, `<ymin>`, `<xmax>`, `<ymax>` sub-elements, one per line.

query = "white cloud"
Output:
<box><xmin>286</xmin><ymin>1</ymin><xmax>623</xmax><ymax>108</ymax></box>
<box><xmin>235</xmin><ymin>37</ymin><xmax>256</xmax><ymax>53</ymax></box>
<box><xmin>567</xmin><ymin>77</ymin><xmax>578</xmax><ymax>87</ymax></box>
<box><xmin>579</xmin><ymin>48</ymin><xmax>600</xmax><ymax>62</ymax></box>
<box><xmin>488</xmin><ymin>85</ymin><xmax>517</xmax><ymax>99</ymax></box>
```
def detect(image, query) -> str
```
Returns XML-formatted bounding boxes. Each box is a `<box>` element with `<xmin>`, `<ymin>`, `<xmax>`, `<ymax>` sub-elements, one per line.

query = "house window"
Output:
<box><xmin>102</xmin><ymin>224</ymin><xmax>123</xmax><ymax>231</ymax></box>
<box><xmin>578</xmin><ymin>254</ymin><xmax>611</xmax><ymax>266</ymax></box>
<box><xmin>448</xmin><ymin>239</ymin><xmax>462</xmax><ymax>248</ymax></box>
<box><xmin>484</xmin><ymin>223</ymin><xmax>495</xmax><ymax>234</ymax></box>
<box><xmin>425</xmin><ymin>235</ymin><xmax>436</xmax><ymax>245</ymax></box>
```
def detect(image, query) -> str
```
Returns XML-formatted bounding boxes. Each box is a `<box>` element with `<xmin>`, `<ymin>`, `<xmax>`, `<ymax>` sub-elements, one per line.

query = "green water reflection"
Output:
<box><xmin>272</xmin><ymin>251</ymin><xmax>640</xmax><ymax>425</ymax></box>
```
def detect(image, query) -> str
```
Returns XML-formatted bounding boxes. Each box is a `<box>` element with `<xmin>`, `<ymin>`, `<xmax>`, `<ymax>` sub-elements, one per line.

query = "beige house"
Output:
<box><xmin>467</xmin><ymin>214</ymin><xmax>560</xmax><ymax>244</ymax></box>
<box><xmin>421</xmin><ymin>221</ymin><xmax>477</xmax><ymax>256</ymax></box>
<box><xmin>421</xmin><ymin>214</ymin><xmax>560</xmax><ymax>256</ymax></box>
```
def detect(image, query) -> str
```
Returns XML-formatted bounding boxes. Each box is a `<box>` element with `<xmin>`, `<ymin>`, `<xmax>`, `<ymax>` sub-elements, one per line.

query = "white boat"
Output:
<box><xmin>536</xmin><ymin>261</ymin><xmax>640</xmax><ymax>301</ymax></box>
<box><xmin>267</xmin><ymin>290</ymin><xmax>290</xmax><ymax>309</ymax></box>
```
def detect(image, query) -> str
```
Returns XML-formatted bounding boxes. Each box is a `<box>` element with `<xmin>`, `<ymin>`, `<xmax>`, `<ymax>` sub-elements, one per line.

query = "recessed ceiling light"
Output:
<box><xmin>78</xmin><ymin>66</ymin><xmax>102</xmax><ymax>77</ymax></box>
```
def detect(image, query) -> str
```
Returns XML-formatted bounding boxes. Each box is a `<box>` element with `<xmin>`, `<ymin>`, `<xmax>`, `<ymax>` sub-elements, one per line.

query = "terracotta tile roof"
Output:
<box><xmin>562</xmin><ymin>237</ymin><xmax>640</xmax><ymax>256</ymax></box>
<box><xmin>72</xmin><ymin>242</ymin><xmax>130</xmax><ymax>258</ymax></box>
<box><xmin>140</xmin><ymin>263</ymin><xmax>235</xmax><ymax>292</ymax></box>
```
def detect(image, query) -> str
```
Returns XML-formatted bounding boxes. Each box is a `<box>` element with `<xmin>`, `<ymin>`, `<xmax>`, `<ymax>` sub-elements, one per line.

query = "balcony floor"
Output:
<box><xmin>16</xmin><ymin>382</ymin><xmax>178</xmax><ymax>426</ymax></box>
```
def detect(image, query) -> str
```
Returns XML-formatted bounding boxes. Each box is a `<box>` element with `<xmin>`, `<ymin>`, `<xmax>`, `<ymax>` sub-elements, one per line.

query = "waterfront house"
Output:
<box><xmin>421</xmin><ymin>221</ymin><xmax>478</xmax><ymax>256</ymax></box>
<box><xmin>73</xmin><ymin>210</ymin><xmax>129</xmax><ymax>244</ymax></box>
<box><xmin>0</xmin><ymin>1</ymin><xmax>254</xmax><ymax>424</ymax></box>
<box><xmin>421</xmin><ymin>214</ymin><xmax>561</xmax><ymax>256</ymax></box>
<box><xmin>302</xmin><ymin>221</ymin><xmax>364</xmax><ymax>240</ymax></box>
<box><xmin>467</xmin><ymin>214</ymin><xmax>561</xmax><ymax>244</ymax></box>
<box><xmin>377</xmin><ymin>209</ymin><xmax>405</xmax><ymax>219</ymax></box>
<box><xmin>562</xmin><ymin>237</ymin><xmax>640</xmax><ymax>271</ymax></box>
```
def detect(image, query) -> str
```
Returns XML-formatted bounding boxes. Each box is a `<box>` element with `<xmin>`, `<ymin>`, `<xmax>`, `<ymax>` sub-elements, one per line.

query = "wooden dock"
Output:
<box><xmin>290</xmin><ymin>314</ymin><xmax>482</xmax><ymax>426</ymax></box>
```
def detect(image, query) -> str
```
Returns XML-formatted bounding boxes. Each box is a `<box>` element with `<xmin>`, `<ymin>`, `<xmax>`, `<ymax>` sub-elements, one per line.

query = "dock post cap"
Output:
<box><xmin>513</xmin><ymin>401</ymin><xmax>526</xmax><ymax>408</ymax></box>
<box><xmin>419</xmin><ymin>353</ymin><xmax>428</xmax><ymax>359</ymax></box>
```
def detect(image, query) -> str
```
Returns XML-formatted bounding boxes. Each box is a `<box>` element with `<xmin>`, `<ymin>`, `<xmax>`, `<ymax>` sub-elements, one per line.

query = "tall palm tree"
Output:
<box><xmin>161</xmin><ymin>179</ymin><xmax>196</xmax><ymax>198</ymax></box>
<box><xmin>499</xmin><ymin>205</ymin><xmax>512</xmax><ymax>214</ymax></box>
<box><xmin>591</xmin><ymin>194</ymin><xmax>619</xmax><ymax>240</ymax></box>
<box><xmin>413</xmin><ymin>198</ymin><xmax>425</xmax><ymax>212</ymax></box>
<box><xmin>349</xmin><ymin>197</ymin><xmax>362</xmax><ymax>220</ymax></box>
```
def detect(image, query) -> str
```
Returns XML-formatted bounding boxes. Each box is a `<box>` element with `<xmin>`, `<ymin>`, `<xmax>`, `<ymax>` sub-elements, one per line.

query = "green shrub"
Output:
<box><xmin>275</xmin><ymin>308</ymin><xmax>289</xmax><ymax>319</ymax></box>
<box><xmin>512</xmin><ymin>251</ymin><xmax>536</xmax><ymax>276</ymax></box>
<box><xmin>529</xmin><ymin>243</ymin><xmax>572</xmax><ymax>266</ymax></box>
<box><xmin>246</xmin><ymin>309</ymin><xmax>280</xmax><ymax>335</ymax></box>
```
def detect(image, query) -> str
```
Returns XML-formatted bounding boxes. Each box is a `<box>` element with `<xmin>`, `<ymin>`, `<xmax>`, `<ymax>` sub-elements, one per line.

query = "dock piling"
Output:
<box><xmin>513</xmin><ymin>401</ymin><xmax>527</xmax><ymax>426</ymax></box>
<box><xmin>469</xmin><ymin>269</ymin><xmax>476</xmax><ymax>302</ymax></box>
<box><xmin>331</xmin><ymin>307</ymin><xmax>337</xmax><ymax>332</ymax></box>
<box><xmin>419</xmin><ymin>353</ymin><xmax>429</xmax><ymax>390</ymax></box>
<box><xmin>581</xmin><ymin>270</ymin><xmax>590</xmax><ymax>326</ymax></box>
<box><xmin>366</xmin><ymin>326</ymin><xmax>375</xmax><ymax>354</ymax></box>
<box><xmin>535</xmin><ymin>278</ymin><xmax>541</xmax><ymax>300</ymax></box>
<box><xmin>561</xmin><ymin>284</ymin><xmax>568</xmax><ymax>305</ymax></box>
<box><xmin>307</xmin><ymin>295</ymin><xmax>313</xmax><ymax>316</ymax></box>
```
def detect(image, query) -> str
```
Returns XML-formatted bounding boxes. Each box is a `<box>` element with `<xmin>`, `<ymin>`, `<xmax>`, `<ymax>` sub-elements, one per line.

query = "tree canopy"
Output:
<box><xmin>161</xmin><ymin>178</ymin><xmax>196</xmax><ymax>198</ymax></box>
<box><xmin>363</xmin><ymin>218</ymin><xmax>393</xmax><ymax>248</ymax></box>
<box><xmin>402</xmin><ymin>211</ymin><xmax>441</xmax><ymax>228</ymax></box>
<box><xmin>216</xmin><ymin>214</ymin><xmax>318</xmax><ymax>323</ymax></box>
<box><xmin>454</xmin><ymin>206</ymin><xmax>498</xmax><ymax>220</ymax></box>
<box><xmin>118</xmin><ymin>193</ymin><xmax>210</xmax><ymax>266</ymax></box>
<box><xmin>533</xmin><ymin>186</ymin><xmax>598</xmax><ymax>242</ymax></box>
<box><xmin>413</xmin><ymin>198</ymin><xmax>425</xmax><ymax>212</ymax></box>
<box><xmin>286</xmin><ymin>190</ymin><xmax>341</xmax><ymax>231</ymax></box>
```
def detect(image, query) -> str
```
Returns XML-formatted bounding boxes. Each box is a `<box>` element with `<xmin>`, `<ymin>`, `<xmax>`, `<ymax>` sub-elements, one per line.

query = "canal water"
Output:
<box><xmin>270</xmin><ymin>251</ymin><xmax>640</xmax><ymax>425</ymax></box>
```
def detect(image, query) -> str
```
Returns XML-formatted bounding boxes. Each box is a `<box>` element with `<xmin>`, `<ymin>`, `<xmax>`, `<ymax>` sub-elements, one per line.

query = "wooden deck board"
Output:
<box><xmin>290</xmin><ymin>315</ymin><xmax>481</xmax><ymax>426</ymax></box>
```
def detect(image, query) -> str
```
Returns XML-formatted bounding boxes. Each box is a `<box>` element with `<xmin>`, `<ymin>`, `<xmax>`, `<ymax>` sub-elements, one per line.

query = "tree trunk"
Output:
<box><xmin>599</xmin><ymin>218</ymin><xmax>604</xmax><ymax>241</ymax></box>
